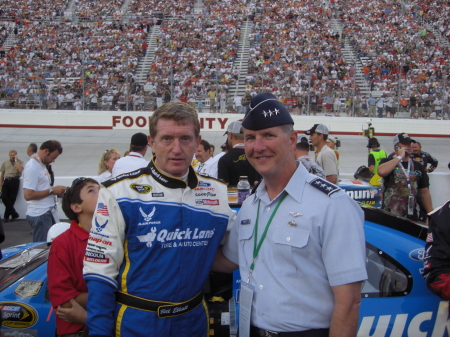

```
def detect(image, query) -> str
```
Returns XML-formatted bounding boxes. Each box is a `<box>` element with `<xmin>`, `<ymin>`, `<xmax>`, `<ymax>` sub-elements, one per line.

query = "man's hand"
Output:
<box><xmin>52</xmin><ymin>186</ymin><xmax>67</xmax><ymax>196</ymax></box>
<box><xmin>56</xmin><ymin>299</ymin><xmax>87</xmax><ymax>324</ymax></box>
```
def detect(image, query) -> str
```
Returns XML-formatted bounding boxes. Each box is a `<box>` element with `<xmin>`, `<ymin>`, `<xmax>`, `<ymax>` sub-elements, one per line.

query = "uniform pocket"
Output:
<box><xmin>273</xmin><ymin>228</ymin><xmax>310</xmax><ymax>277</ymax></box>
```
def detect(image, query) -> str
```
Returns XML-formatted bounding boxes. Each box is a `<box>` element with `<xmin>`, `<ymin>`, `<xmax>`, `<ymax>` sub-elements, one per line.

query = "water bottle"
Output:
<box><xmin>237</xmin><ymin>176</ymin><xmax>250</xmax><ymax>204</ymax></box>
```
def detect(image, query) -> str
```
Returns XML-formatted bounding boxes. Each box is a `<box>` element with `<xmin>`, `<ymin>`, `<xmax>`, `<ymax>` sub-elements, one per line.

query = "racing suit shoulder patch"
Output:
<box><xmin>309</xmin><ymin>177</ymin><xmax>340</xmax><ymax>197</ymax></box>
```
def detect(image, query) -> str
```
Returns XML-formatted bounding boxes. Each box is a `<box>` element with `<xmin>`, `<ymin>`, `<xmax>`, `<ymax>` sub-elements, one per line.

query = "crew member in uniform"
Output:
<box><xmin>213</xmin><ymin>92</ymin><xmax>367</xmax><ymax>337</ymax></box>
<box><xmin>0</xmin><ymin>150</ymin><xmax>24</xmax><ymax>222</ymax></box>
<box><xmin>83</xmin><ymin>102</ymin><xmax>235</xmax><ymax>337</ymax></box>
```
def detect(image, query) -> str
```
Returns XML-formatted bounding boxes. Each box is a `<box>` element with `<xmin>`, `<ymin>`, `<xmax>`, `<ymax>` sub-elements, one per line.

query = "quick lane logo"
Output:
<box><xmin>138</xmin><ymin>206</ymin><xmax>161</xmax><ymax>226</ymax></box>
<box><xmin>137</xmin><ymin>227</ymin><xmax>216</xmax><ymax>249</ymax></box>
<box><xmin>130</xmin><ymin>184</ymin><xmax>152</xmax><ymax>194</ymax></box>
<box><xmin>0</xmin><ymin>302</ymin><xmax>38</xmax><ymax>328</ymax></box>
<box><xmin>358</xmin><ymin>301</ymin><xmax>449</xmax><ymax>337</ymax></box>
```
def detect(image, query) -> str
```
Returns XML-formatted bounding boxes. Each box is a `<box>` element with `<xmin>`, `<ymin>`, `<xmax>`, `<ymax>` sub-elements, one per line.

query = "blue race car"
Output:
<box><xmin>0</xmin><ymin>206</ymin><xmax>443</xmax><ymax>337</ymax></box>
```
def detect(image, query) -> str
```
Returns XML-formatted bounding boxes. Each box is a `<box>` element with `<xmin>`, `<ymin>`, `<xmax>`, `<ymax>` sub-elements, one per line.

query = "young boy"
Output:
<box><xmin>47</xmin><ymin>177</ymin><xmax>99</xmax><ymax>337</ymax></box>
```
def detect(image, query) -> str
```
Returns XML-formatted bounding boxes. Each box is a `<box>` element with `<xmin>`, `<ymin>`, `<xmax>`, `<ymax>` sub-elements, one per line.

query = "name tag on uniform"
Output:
<box><xmin>240</xmin><ymin>219</ymin><xmax>251</xmax><ymax>225</ymax></box>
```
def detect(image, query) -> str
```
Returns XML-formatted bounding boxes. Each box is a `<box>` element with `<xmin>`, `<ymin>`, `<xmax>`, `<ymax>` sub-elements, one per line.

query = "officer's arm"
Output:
<box><xmin>329</xmin><ymin>281</ymin><xmax>362</xmax><ymax>337</ymax></box>
<box><xmin>212</xmin><ymin>247</ymin><xmax>238</xmax><ymax>273</ymax></box>
<box><xmin>419</xmin><ymin>188</ymin><xmax>433</xmax><ymax>213</ymax></box>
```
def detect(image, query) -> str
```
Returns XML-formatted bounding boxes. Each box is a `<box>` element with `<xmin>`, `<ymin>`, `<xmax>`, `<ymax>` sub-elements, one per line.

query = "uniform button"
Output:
<box><xmin>259</xmin><ymin>285</ymin><xmax>263</xmax><ymax>289</ymax></box>
<box><xmin>286</xmin><ymin>237</ymin><xmax>291</xmax><ymax>241</ymax></box>
<box><xmin>266</xmin><ymin>206</ymin><xmax>271</xmax><ymax>211</ymax></box>
<box><xmin>259</xmin><ymin>313</ymin><xmax>264</xmax><ymax>316</ymax></box>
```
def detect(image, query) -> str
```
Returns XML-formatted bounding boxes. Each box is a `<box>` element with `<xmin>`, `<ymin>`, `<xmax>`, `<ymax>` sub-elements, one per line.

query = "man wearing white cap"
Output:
<box><xmin>213</xmin><ymin>92</ymin><xmax>366</xmax><ymax>337</ymax></box>
<box><xmin>305</xmin><ymin>124</ymin><xmax>339</xmax><ymax>184</ymax></box>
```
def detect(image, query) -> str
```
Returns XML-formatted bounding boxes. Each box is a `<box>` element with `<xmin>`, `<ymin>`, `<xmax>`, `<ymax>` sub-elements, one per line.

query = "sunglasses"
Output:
<box><xmin>64</xmin><ymin>177</ymin><xmax>89</xmax><ymax>197</ymax></box>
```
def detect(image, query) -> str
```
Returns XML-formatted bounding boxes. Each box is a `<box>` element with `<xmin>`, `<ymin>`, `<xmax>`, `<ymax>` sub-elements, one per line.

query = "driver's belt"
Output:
<box><xmin>116</xmin><ymin>290</ymin><xmax>203</xmax><ymax>318</ymax></box>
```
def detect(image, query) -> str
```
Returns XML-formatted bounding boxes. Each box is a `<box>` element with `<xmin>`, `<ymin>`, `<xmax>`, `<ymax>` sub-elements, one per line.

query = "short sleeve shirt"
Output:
<box><xmin>223</xmin><ymin>164</ymin><xmax>367</xmax><ymax>331</ymax></box>
<box><xmin>316</xmin><ymin>145</ymin><xmax>339</xmax><ymax>178</ymax></box>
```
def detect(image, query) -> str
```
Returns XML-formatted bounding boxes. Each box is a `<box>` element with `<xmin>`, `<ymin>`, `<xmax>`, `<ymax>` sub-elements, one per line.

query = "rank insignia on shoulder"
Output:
<box><xmin>241</xmin><ymin>219</ymin><xmax>251</xmax><ymax>225</ymax></box>
<box><xmin>309</xmin><ymin>178</ymin><xmax>340</xmax><ymax>197</ymax></box>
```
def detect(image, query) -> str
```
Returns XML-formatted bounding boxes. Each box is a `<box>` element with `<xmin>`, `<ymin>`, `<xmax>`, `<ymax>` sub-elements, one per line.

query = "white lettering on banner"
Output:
<box><xmin>357</xmin><ymin>301</ymin><xmax>449</xmax><ymax>337</ymax></box>
<box><xmin>342</xmin><ymin>189</ymin><xmax>375</xmax><ymax>200</ymax></box>
<box><xmin>112</xmin><ymin>116</ymin><xmax>229</xmax><ymax>130</ymax></box>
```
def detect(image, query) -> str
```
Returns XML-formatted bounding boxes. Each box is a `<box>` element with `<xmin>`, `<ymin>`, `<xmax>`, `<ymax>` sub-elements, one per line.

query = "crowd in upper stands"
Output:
<box><xmin>0</xmin><ymin>0</ymin><xmax>448</xmax><ymax>115</ymax></box>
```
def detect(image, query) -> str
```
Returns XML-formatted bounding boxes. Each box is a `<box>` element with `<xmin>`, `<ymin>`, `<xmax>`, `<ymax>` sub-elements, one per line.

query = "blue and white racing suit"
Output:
<box><xmin>83</xmin><ymin>160</ymin><xmax>234</xmax><ymax>337</ymax></box>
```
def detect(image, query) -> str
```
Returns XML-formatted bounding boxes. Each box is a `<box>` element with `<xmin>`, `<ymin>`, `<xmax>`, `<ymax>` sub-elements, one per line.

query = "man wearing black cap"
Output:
<box><xmin>112</xmin><ymin>132</ymin><xmax>150</xmax><ymax>177</ymax></box>
<box><xmin>218</xmin><ymin>121</ymin><xmax>261</xmax><ymax>186</ymax></box>
<box><xmin>367</xmin><ymin>137</ymin><xmax>387</xmax><ymax>174</ymax></box>
<box><xmin>213</xmin><ymin>93</ymin><xmax>367</xmax><ymax>337</ymax></box>
<box><xmin>305</xmin><ymin>124</ymin><xmax>339</xmax><ymax>184</ymax></box>
<box><xmin>378</xmin><ymin>133</ymin><xmax>432</xmax><ymax>219</ymax></box>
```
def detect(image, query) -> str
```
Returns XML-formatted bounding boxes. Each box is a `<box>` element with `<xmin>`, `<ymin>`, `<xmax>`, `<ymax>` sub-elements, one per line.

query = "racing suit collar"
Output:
<box><xmin>149</xmin><ymin>157</ymin><xmax>198</xmax><ymax>190</ymax></box>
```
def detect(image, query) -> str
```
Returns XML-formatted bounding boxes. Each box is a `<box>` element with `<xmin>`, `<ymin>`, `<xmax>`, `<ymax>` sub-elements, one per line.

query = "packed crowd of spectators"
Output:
<box><xmin>0</xmin><ymin>0</ymin><xmax>66</xmax><ymax>20</ymax></box>
<box><xmin>411</xmin><ymin>0</ymin><xmax>450</xmax><ymax>41</ymax></box>
<box><xmin>338</xmin><ymin>0</ymin><xmax>448</xmax><ymax>98</ymax></box>
<box><xmin>0</xmin><ymin>20</ymin><xmax>147</xmax><ymax>109</ymax></box>
<box><xmin>0</xmin><ymin>0</ymin><xmax>448</xmax><ymax>114</ymax></box>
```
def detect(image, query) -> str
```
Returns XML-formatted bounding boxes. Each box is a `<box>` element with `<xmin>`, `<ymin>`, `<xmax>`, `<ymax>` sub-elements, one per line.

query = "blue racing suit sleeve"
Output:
<box><xmin>86</xmin><ymin>280</ymin><xmax>117</xmax><ymax>337</ymax></box>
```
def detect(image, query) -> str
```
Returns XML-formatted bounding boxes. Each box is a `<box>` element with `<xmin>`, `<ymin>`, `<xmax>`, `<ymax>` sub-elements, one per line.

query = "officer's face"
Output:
<box><xmin>244</xmin><ymin>126</ymin><xmax>297</xmax><ymax>180</ymax></box>
<box><xmin>149</xmin><ymin>118</ymin><xmax>201</xmax><ymax>177</ymax></box>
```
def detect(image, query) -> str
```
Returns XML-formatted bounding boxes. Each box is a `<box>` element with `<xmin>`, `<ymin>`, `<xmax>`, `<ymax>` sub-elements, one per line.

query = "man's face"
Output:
<box><xmin>326</xmin><ymin>140</ymin><xmax>335</xmax><ymax>149</ymax></box>
<box><xmin>396</xmin><ymin>143</ymin><xmax>411</xmax><ymax>155</ymax></box>
<box><xmin>244</xmin><ymin>126</ymin><xmax>297</xmax><ymax>180</ymax></box>
<box><xmin>411</xmin><ymin>143</ymin><xmax>421</xmax><ymax>155</ymax></box>
<box><xmin>149</xmin><ymin>118</ymin><xmax>200</xmax><ymax>177</ymax></box>
<box><xmin>42</xmin><ymin>150</ymin><xmax>60</xmax><ymax>165</ymax></box>
<box><xmin>9</xmin><ymin>152</ymin><xmax>16</xmax><ymax>161</ymax></box>
<box><xmin>309</xmin><ymin>132</ymin><xmax>321</xmax><ymax>147</ymax></box>
<box><xmin>195</xmin><ymin>144</ymin><xmax>210</xmax><ymax>164</ymax></box>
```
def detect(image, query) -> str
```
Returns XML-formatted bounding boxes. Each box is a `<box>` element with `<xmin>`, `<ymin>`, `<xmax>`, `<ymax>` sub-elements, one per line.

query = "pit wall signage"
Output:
<box><xmin>112</xmin><ymin>115</ymin><xmax>231</xmax><ymax>130</ymax></box>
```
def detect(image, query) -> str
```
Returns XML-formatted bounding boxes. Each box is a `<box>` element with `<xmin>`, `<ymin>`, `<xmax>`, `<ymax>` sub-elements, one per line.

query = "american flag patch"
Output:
<box><xmin>426</xmin><ymin>232</ymin><xmax>433</xmax><ymax>242</ymax></box>
<box><xmin>97</xmin><ymin>203</ymin><xmax>109</xmax><ymax>216</ymax></box>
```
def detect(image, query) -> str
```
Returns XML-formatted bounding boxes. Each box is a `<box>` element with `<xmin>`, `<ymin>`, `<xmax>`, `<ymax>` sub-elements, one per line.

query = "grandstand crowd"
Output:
<box><xmin>0</xmin><ymin>0</ymin><xmax>448</xmax><ymax>118</ymax></box>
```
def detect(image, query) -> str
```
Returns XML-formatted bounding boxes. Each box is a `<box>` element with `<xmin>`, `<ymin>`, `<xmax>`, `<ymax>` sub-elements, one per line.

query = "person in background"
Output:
<box><xmin>410</xmin><ymin>141</ymin><xmax>438</xmax><ymax>173</ymax></box>
<box><xmin>294</xmin><ymin>138</ymin><xmax>326</xmax><ymax>179</ymax></box>
<box><xmin>213</xmin><ymin>92</ymin><xmax>367</xmax><ymax>337</ymax></box>
<box><xmin>377</xmin><ymin>133</ymin><xmax>432</xmax><ymax>220</ymax></box>
<box><xmin>195</xmin><ymin>139</ymin><xmax>217</xmax><ymax>178</ymax></box>
<box><xmin>367</xmin><ymin>137</ymin><xmax>387</xmax><ymax>175</ymax></box>
<box><xmin>23</xmin><ymin>140</ymin><xmax>66</xmax><ymax>242</ymax></box>
<box><xmin>112</xmin><ymin>133</ymin><xmax>149</xmax><ymax>176</ymax></box>
<box><xmin>423</xmin><ymin>200</ymin><xmax>450</xmax><ymax>300</ymax></box>
<box><xmin>210</xmin><ymin>144</ymin><xmax>215</xmax><ymax>157</ymax></box>
<box><xmin>305</xmin><ymin>124</ymin><xmax>339</xmax><ymax>184</ymax></box>
<box><xmin>97</xmin><ymin>149</ymin><xmax>121</xmax><ymax>183</ymax></box>
<box><xmin>1</xmin><ymin>150</ymin><xmax>24</xmax><ymax>222</ymax></box>
<box><xmin>48</xmin><ymin>177</ymin><xmax>100</xmax><ymax>337</ymax></box>
<box><xmin>326</xmin><ymin>136</ymin><xmax>340</xmax><ymax>165</ymax></box>
<box><xmin>27</xmin><ymin>143</ymin><xmax>38</xmax><ymax>159</ymax></box>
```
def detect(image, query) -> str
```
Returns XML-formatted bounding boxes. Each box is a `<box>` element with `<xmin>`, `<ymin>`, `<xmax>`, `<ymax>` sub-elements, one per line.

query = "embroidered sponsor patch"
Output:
<box><xmin>96</xmin><ymin>203</ymin><xmax>109</xmax><ymax>216</ymax></box>
<box><xmin>130</xmin><ymin>184</ymin><xmax>153</xmax><ymax>194</ymax></box>
<box><xmin>84</xmin><ymin>256</ymin><xmax>110</xmax><ymax>263</ymax></box>
<box><xmin>95</xmin><ymin>217</ymin><xmax>108</xmax><ymax>233</ymax></box>
<box><xmin>426</xmin><ymin>232</ymin><xmax>433</xmax><ymax>242</ymax></box>
<box><xmin>152</xmin><ymin>192</ymin><xmax>164</xmax><ymax>197</ymax></box>
<box><xmin>240</xmin><ymin>219</ymin><xmax>251</xmax><ymax>225</ymax></box>
<box><xmin>198</xmin><ymin>181</ymin><xmax>211</xmax><ymax>187</ymax></box>
<box><xmin>196</xmin><ymin>199</ymin><xmax>219</xmax><ymax>205</ymax></box>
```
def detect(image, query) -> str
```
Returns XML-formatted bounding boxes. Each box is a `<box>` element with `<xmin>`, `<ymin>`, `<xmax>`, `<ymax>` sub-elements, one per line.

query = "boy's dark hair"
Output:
<box><xmin>62</xmin><ymin>178</ymin><xmax>98</xmax><ymax>221</ymax></box>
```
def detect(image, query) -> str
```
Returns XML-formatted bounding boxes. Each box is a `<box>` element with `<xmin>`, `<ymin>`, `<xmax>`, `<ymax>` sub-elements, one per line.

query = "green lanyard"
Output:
<box><xmin>247</xmin><ymin>193</ymin><xmax>288</xmax><ymax>283</ymax></box>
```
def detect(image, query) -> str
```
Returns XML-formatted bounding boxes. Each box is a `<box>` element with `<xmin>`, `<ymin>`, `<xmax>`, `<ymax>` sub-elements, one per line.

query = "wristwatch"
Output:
<box><xmin>396</xmin><ymin>155</ymin><xmax>402</xmax><ymax>161</ymax></box>
<box><xmin>49</xmin><ymin>188</ymin><xmax>54</xmax><ymax>195</ymax></box>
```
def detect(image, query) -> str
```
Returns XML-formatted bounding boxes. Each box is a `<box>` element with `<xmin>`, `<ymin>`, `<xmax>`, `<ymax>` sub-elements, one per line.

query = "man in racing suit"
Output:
<box><xmin>83</xmin><ymin>102</ymin><xmax>235</xmax><ymax>337</ymax></box>
<box><xmin>423</xmin><ymin>200</ymin><xmax>450</xmax><ymax>300</ymax></box>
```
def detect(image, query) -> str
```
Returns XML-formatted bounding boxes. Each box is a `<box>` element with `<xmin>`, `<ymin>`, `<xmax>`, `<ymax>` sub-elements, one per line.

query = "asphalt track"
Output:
<box><xmin>1</xmin><ymin>127</ymin><xmax>449</xmax><ymax>250</ymax></box>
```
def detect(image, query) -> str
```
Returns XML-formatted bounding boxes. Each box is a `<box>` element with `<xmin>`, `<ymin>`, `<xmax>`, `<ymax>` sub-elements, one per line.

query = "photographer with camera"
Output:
<box><xmin>0</xmin><ymin>150</ymin><xmax>24</xmax><ymax>222</ymax></box>
<box><xmin>377</xmin><ymin>133</ymin><xmax>432</xmax><ymax>220</ymax></box>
